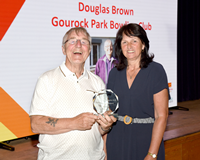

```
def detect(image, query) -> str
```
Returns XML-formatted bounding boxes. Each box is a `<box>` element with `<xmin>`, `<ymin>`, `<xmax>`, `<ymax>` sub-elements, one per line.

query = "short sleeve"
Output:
<box><xmin>151</xmin><ymin>63</ymin><xmax>169</xmax><ymax>95</ymax></box>
<box><xmin>29</xmin><ymin>74</ymin><xmax>53</xmax><ymax>116</ymax></box>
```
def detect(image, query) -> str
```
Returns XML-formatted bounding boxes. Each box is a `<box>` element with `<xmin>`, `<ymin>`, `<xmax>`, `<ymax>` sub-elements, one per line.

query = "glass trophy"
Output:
<box><xmin>93</xmin><ymin>89</ymin><xmax>119</xmax><ymax>118</ymax></box>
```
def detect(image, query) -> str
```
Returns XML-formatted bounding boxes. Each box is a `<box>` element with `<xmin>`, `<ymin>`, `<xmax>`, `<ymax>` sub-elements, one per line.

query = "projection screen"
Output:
<box><xmin>0</xmin><ymin>0</ymin><xmax>177</xmax><ymax>142</ymax></box>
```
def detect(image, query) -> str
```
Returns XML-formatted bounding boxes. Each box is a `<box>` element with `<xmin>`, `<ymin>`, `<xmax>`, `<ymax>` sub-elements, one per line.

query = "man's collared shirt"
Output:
<box><xmin>30</xmin><ymin>62</ymin><xmax>105</xmax><ymax>160</ymax></box>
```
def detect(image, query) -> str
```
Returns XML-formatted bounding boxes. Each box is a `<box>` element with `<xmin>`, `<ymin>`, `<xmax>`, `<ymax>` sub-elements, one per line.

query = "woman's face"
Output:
<box><xmin>121</xmin><ymin>33</ymin><xmax>145</xmax><ymax>62</ymax></box>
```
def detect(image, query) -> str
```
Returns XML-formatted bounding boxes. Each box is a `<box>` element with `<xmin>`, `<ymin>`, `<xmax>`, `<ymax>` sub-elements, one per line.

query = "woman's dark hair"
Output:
<box><xmin>114</xmin><ymin>23</ymin><xmax>154</xmax><ymax>70</ymax></box>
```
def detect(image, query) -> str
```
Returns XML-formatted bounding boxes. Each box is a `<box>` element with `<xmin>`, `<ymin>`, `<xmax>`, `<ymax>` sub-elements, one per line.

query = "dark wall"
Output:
<box><xmin>177</xmin><ymin>0</ymin><xmax>200</xmax><ymax>102</ymax></box>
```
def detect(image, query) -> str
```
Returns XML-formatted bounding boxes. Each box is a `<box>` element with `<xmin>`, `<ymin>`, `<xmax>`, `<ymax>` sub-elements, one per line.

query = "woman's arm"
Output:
<box><xmin>145</xmin><ymin>88</ymin><xmax>168</xmax><ymax>160</ymax></box>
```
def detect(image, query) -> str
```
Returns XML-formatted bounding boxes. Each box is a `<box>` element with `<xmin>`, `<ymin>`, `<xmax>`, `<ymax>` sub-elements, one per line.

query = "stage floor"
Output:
<box><xmin>164</xmin><ymin>99</ymin><xmax>200</xmax><ymax>141</ymax></box>
<box><xmin>0</xmin><ymin>99</ymin><xmax>200</xmax><ymax>160</ymax></box>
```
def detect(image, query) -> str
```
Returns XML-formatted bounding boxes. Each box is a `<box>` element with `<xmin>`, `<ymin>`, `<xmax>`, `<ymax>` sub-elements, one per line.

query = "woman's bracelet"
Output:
<box><xmin>101</xmin><ymin>126</ymin><xmax>112</xmax><ymax>132</ymax></box>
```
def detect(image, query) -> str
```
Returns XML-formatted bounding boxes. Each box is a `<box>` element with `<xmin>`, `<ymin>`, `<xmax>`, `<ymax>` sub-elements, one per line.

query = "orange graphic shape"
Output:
<box><xmin>0</xmin><ymin>0</ymin><xmax>25</xmax><ymax>41</ymax></box>
<box><xmin>0</xmin><ymin>87</ymin><xmax>35</xmax><ymax>142</ymax></box>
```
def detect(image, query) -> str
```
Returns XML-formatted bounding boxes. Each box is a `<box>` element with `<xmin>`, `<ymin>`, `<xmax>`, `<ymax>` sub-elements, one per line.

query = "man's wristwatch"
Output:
<box><xmin>148</xmin><ymin>152</ymin><xmax>157</xmax><ymax>158</ymax></box>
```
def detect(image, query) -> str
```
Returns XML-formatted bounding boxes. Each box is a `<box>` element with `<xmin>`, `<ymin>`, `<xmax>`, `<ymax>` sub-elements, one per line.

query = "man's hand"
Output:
<box><xmin>72</xmin><ymin>112</ymin><xmax>98</xmax><ymax>130</ymax></box>
<box><xmin>97</xmin><ymin>111</ymin><xmax>117</xmax><ymax>135</ymax></box>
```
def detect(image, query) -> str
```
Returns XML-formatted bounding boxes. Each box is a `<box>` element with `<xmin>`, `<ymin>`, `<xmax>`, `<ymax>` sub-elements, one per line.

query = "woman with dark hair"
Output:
<box><xmin>106</xmin><ymin>23</ymin><xmax>169</xmax><ymax>160</ymax></box>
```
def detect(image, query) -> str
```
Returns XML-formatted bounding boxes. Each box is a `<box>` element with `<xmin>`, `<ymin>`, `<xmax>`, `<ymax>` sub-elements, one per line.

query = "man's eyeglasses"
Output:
<box><xmin>64</xmin><ymin>38</ymin><xmax>90</xmax><ymax>45</ymax></box>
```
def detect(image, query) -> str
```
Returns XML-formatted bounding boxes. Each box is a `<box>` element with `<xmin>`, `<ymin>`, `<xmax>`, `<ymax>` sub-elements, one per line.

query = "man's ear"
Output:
<box><xmin>89</xmin><ymin>45</ymin><xmax>91</xmax><ymax>54</ymax></box>
<box><xmin>62</xmin><ymin>46</ymin><xmax>66</xmax><ymax>55</ymax></box>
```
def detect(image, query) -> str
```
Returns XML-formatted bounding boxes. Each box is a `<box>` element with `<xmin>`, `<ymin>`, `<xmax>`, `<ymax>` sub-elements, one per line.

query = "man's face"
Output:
<box><xmin>62</xmin><ymin>30</ymin><xmax>91</xmax><ymax>67</ymax></box>
<box><xmin>104</xmin><ymin>40</ymin><xmax>113</xmax><ymax>58</ymax></box>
